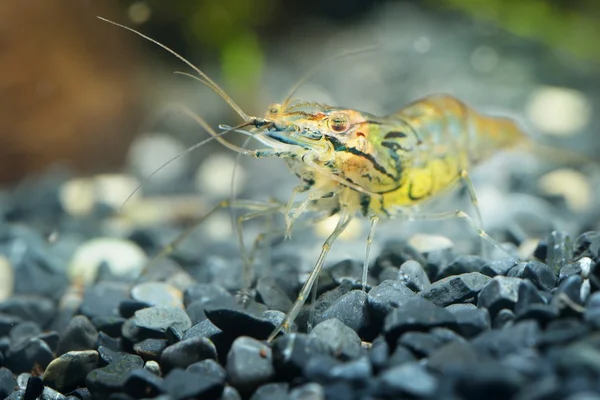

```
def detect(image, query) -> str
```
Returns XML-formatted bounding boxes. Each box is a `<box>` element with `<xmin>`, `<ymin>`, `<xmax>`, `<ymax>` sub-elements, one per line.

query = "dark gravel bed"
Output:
<box><xmin>1</xmin><ymin>172</ymin><xmax>600</xmax><ymax>400</ymax></box>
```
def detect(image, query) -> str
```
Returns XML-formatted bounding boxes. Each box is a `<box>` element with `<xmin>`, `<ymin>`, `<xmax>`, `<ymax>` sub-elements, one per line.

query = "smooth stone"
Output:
<box><xmin>289</xmin><ymin>383</ymin><xmax>324</xmax><ymax>400</ymax></box>
<box><xmin>183</xmin><ymin>283</ymin><xmax>231</xmax><ymax>308</ymax></box>
<box><xmin>163</xmin><ymin>368</ymin><xmax>224</xmax><ymax>400</ymax></box>
<box><xmin>0</xmin><ymin>367</ymin><xmax>17</xmax><ymax>399</ymax></box>
<box><xmin>68</xmin><ymin>237</ymin><xmax>147</xmax><ymax>285</ymax></box>
<box><xmin>256</xmin><ymin>277</ymin><xmax>293</xmax><ymax>313</ymax></box>
<box><xmin>384</xmin><ymin>297</ymin><xmax>457</xmax><ymax>344</ymax></box>
<box><xmin>436</xmin><ymin>255</ymin><xmax>487</xmax><ymax>280</ymax></box>
<box><xmin>367</xmin><ymin>280</ymin><xmax>417</xmax><ymax>320</ymax></box>
<box><xmin>144</xmin><ymin>360</ymin><xmax>161</xmax><ymax>376</ymax></box>
<box><xmin>428</xmin><ymin>340</ymin><xmax>480</xmax><ymax>371</ymax></box>
<box><xmin>226</xmin><ymin>337</ymin><xmax>275</xmax><ymax>392</ymax></box>
<box><xmin>507</xmin><ymin>261</ymin><xmax>557</xmax><ymax>291</ymax></box>
<box><xmin>477</xmin><ymin>276</ymin><xmax>523</xmax><ymax>316</ymax></box>
<box><xmin>0</xmin><ymin>313</ymin><xmax>23</xmax><ymax>336</ymax></box>
<box><xmin>0</xmin><ymin>255</ymin><xmax>14</xmax><ymax>301</ymax></box>
<box><xmin>398</xmin><ymin>331</ymin><xmax>447</xmax><ymax>358</ymax></box>
<box><xmin>122</xmin><ymin>368</ymin><xmax>165</xmax><ymax>399</ymax></box>
<box><xmin>315</xmin><ymin>290</ymin><xmax>371</xmax><ymax>337</ymax></box>
<box><xmin>573</xmin><ymin>231</ymin><xmax>600</xmax><ymax>262</ymax></box>
<box><xmin>480</xmin><ymin>259</ymin><xmax>518</xmax><ymax>277</ymax></box>
<box><xmin>397</xmin><ymin>260</ymin><xmax>430</xmax><ymax>292</ymax></box>
<box><xmin>85</xmin><ymin>354</ymin><xmax>144</xmax><ymax>399</ymax></box>
<box><xmin>304</xmin><ymin>355</ymin><xmax>372</xmax><ymax>384</ymax></box>
<box><xmin>131</xmin><ymin>282</ymin><xmax>183</xmax><ymax>308</ymax></box>
<box><xmin>0</xmin><ymin>295</ymin><xmax>55</xmax><ymax>327</ymax></box>
<box><xmin>204</xmin><ymin>300</ymin><xmax>274</xmax><ymax>340</ymax></box>
<box><xmin>472</xmin><ymin>320</ymin><xmax>540</xmax><ymax>358</ymax></box>
<box><xmin>57</xmin><ymin>315</ymin><xmax>98</xmax><ymax>355</ymax></box>
<box><xmin>308</xmin><ymin>318</ymin><xmax>362</xmax><ymax>360</ymax></box>
<box><xmin>160</xmin><ymin>337</ymin><xmax>217</xmax><ymax>373</ymax></box>
<box><xmin>187</xmin><ymin>359</ymin><xmax>226</xmax><ymax>383</ymax></box>
<box><xmin>445</xmin><ymin>304</ymin><xmax>491</xmax><ymax>338</ymax></box>
<box><xmin>377</xmin><ymin>362</ymin><xmax>439</xmax><ymax>398</ymax></box>
<box><xmin>98</xmin><ymin>332</ymin><xmax>121</xmax><ymax>352</ymax></box>
<box><xmin>560</xmin><ymin>257</ymin><xmax>593</xmax><ymax>281</ymax></box>
<box><xmin>5</xmin><ymin>337</ymin><xmax>54</xmax><ymax>374</ymax></box>
<box><xmin>91</xmin><ymin>316</ymin><xmax>125</xmax><ymax>338</ymax></box>
<box><xmin>422</xmin><ymin>272</ymin><xmax>491</xmax><ymax>307</ymax></box>
<box><xmin>134</xmin><ymin>306</ymin><xmax>192</xmax><ymax>335</ymax></box>
<box><xmin>493</xmin><ymin>309</ymin><xmax>516</xmax><ymax>329</ymax></box>
<box><xmin>271</xmin><ymin>334</ymin><xmax>331</xmax><ymax>380</ymax></box>
<box><xmin>133</xmin><ymin>338</ymin><xmax>168</xmax><ymax>361</ymax></box>
<box><xmin>24</xmin><ymin>375</ymin><xmax>44</xmax><ymax>400</ymax></box>
<box><xmin>222</xmin><ymin>386</ymin><xmax>243</xmax><ymax>400</ymax></box>
<box><xmin>43</xmin><ymin>350</ymin><xmax>99</xmax><ymax>393</ymax></box>
<box><xmin>386</xmin><ymin>345</ymin><xmax>416</xmax><ymax>368</ymax></box>
<box><xmin>249</xmin><ymin>382</ymin><xmax>289</xmax><ymax>400</ymax></box>
<box><xmin>79</xmin><ymin>282</ymin><xmax>130</xmax><ymax>320</ymax></box>
<box><xmin>9</xmin><ymin>321</ymin><xmax>42</xmax><ymax>345</ymax></box>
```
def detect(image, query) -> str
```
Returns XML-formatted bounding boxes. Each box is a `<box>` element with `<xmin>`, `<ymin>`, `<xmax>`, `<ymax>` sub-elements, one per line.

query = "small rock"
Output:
<box><xmin>249</xmin><ymin>382</ymin><xmax>289</xmax><ymax>400</ymax></box>
<box><xmin>560</xmin><ymin>257</ymin><xmax>593</xmax><ymax>281</ymax></box>
<box><xmin>422</xmin><ymin>272</ymin><xmax>491</xmax><ymax>307</ymax></box>
<box><xmin>24</xmin><ymin>375</ymin><xmax>43</xmax><ymax>400</ymax></box>
<box><xmin>57</xmin><ymin>315</ymin><xmax>98</xmax><ymax>355</ymax></box>
<box><xmin>304</xmin><ymin>355</ymin><xmax>372</xmax><ymax>384</ymax></box>
<box><xmin>584</xmin><ymin>292</ymin><xmax>600</xmax><ymax>329</ymax></box>
<box><xmin>445</xmin><ymin>304</ymin><xmax>490</xmax><ymax>338</ymax></box>
<box><xmin>85</xmin><ymin>353</ymin><xmax>144</xmax><ymax>399</ymax></box>
<box><xmin>507</xmin><ymin>261</ymin><xmax>557</xmax><ymax>291</ymax></box>
<box><xmin>98</xmin><ymin>331</ymin><xmax>121</xmax><ymax>352</ymax></box>
<box><xmin>377</xmin><ymin>362</ymin><xmax>439</xmax><ymax>398</ymax></box>
<box><xmin>144</xmin><ymin>360</ymin><xmax>161</xmax><ymax>376</ymax></box>
<box><xmin>4</xmin><ymin>337</ymin><xmax>54</xmax><ymax>374</ymax></box>
<box><xmin>187</xmin><ymin>359</ymin><xmax>226</xmax><ymax>383</ymax></box>
<box><xmin>133</xmin><ymin>338</ymin><xmax>168</xmax><ymax>361</ymax></box>
<box><xmin>408</xmin><ymin>234</ymin><xmax>453</xmax><ymax>254</ymax></box>
<box><xmin>428</xmin><ymin>340</ymin><xmax>480</xmax><ymax>371</ymax></box>
<box><xmin>43</xmin><ymin>350</ymin><xmax>99</xmax><ymax>393</ymax></box>
<box><xmin>480</xmin><ymin>259</ymin><xmax>517</xmax><ymax>277</ymax></box>
<box><xmin>163</xmin><ymin>368</ymin><xmax>224</xmax><ymax>400</ymax></box>
<box><xmin>134</xmin><ymin>306</ymin><xmax>192</xmax><ymax>335</ymax></box>
<box><xmin>9</xmin><ymin>321</ymin><xmax>42</xmax><ymax>345</ymax></box>
<box><xmin>308</xmin><ymin>318</ymin><xmax>361</xmax><ymax>360</ymax></box>
<box><xmin>316</xmin><ymin>290</ymin><xmax>371</xmax><ymax>337</ymax></box>
<box><xmin>271</xmin><ymin>333</ymin><xmax>332</xmax><ymax>379</ymax></box>
<box><xmin>183</xmin><ymin>283</ymin><xmax>231</xmax><ymax>308</ymax></box>
<box><xmin>226</xmin><ymin>337</ymin><xmax>275</xmax><ymax>392</ymax></box>
<box><xmin>79</xmin><ymin>281</ymin><xmax>130</xmax><ymax>320</ymax></box>
<box><xmin>0</xmin><ymin>313</ymin><xmax>23</xmax><ymax>336</ymax></box>
<box><xmin>573</xmin><ymin>231</ymin><xmax>600</xmax><ymax>261</ymax></box>
<box><xmin>131</xmin><ymin>282</ymin><xmax>183</xmax><ymax>308</ymax></box>
<box><xmin>160</xmin><ymin>336</ymin><xmax>217</xmax><ymax>373</ymax></box>
<box><xmin>289</xmin><ymin>383</ymin><xmax>324</xmax><ymax>400</ymax></box>
<box><xmin>386</xmin><ymin>345</ymin><xmax>416</xmax><ymax>368</ymax></box>
<box><xmin>68</xmin><ymin>237</ymin><xmax>147</xmax><ymax>285</ymax></box>
<box><xmin>514</xmin><ymin>280</ymin><xmax>546</xmax><ymax>316</ymax></box>
<box><xmin>378</xmin><ymin>266</ymin><xmax>399</xmax><ymax>283</ymax></box>
<box><xmin>0</xmin><ymin>256</ymin><xmax>14</xmax><ymax>302</ymax></box>
<box><xmin>204</xmin><ymin>300</ymin><xmax>274</xmax><ymax>340</ymax></box>
<box><xmin>256</xmin><ymin>277</ymin><xmax>293</xmax><ymax>312</ymax></box>
<box><xmin>447</xmin><ymin>361</ymin><xmax>525</xmax><ymax>399</ymax></box>
<box><xmin>398</xmin><ymin>331</ymin><xmax>447</xmax><ymax>357</ymax></box>
<box><xmin>122</xmin><ymin>368</ymin><xmax>165</xmax><ymax>399</ymax></box>
<box><xmin>384</xmin><ymin>297</ymin><xmax>457</xmax><ymax>344</ymax></box>
<box><xmin>477</xmin><ymin>276</ymin><xmax>523</xmax><ymax>316</ymax></box>
<box><xmin>91</xmin><ymin>316</ymin><xmax>125</xmax><ymax>338</ymax></box>
<box><xmin>493</xmin><ymin>309</ymin><xmax>516</xmax><ymax>329</ymax></box>
<box><xmin>397</xmin><ymin>260</ymin><xmax>430</xmax><ymax>292</ymax></box>
<box><xmin>553</xmin><ymin>275</ymin><xmax>584</xmax><ymax>315</ymax></box>
<box><xmin>119</xmin><ymin>299</ymin><xmax>151</xmax><ymax>319</ymax></box>
<box><xmin>183</xmin><ymin>319</ymin><xmax>222</xmax><ymax>340</ymax></box>
<box><xmin>538</xmin><ymin>318</ymin><xmax>589</xmax><ymax>348</ymax></box>
<box><xmin>472</xmin><ymin>320</ymin><xmax>540</xmax><ymax>358</ymax></box>
<box><xmin>0</xmin><ymin>295</ymin><xmax>55</xmax><ymax>327</ymax></box>
<box><xmin>367</xmin><ymin>280</ymin><xmax>417</xmax><ymax>320</ymax></box>
<box><xmin>0</xmin><ymin>367</ymin><xmax>16</xmax><ymax>399</ymax></box>
<box><xmin>437</xmin><ymin>255</ymin><xmax>487</xmax><ymax>280</ymax></box>
<box><xmin>40</xmin><ymin>385</ymin><xmax>66</xmax><ymax>400</ymax></box>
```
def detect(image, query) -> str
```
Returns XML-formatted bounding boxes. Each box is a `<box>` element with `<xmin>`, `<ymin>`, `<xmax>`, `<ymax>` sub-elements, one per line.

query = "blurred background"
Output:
<box><xmin>1</xmin><ymin>0</ymin><xmax>600</xmax><ymax>262</ymax></box>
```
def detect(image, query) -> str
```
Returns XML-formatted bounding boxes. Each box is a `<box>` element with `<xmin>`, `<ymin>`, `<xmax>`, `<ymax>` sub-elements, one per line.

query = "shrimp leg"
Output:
<box><xmin>268</xmin><ymin>212</ymin><xmax>353</xmax><ymax>342</ymax></box>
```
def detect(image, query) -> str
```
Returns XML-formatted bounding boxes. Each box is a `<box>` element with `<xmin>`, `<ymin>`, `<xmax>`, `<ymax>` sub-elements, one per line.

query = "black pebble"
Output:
<box><xmin>477</xmin><ymin>276</ymin><xmax>522</xmax><ymax>316</ymax></box>
<box><xmin>187</xmin><ymin>359</ymin><xmax>227</xmax><ymax>383</ymax></box>
<box><xmin>507</xmin><ymin>261</ymin><xmax>557</xmax><ymax>291</ymax></box>
<box><xmin>0</xmin><ymin>367</ymin><xmax>16</xmax><ymax>399</ymax></box>
<box><xmin>42</xmin><ymin>350</ymin><xmax>99</xmax><ymax>394</ymax></box>
<box><xmin>163</xmin><ymin>368</ymin><xmax>224</xmax><ymax>400</ymax></box>
<box><xmin>79</xmin><ymin>282</ymin><xmax>130</xmax><ymax>320</ymax></box>
<box><xmin>160</xmin><ymin>336</ymin><xmax>217</xmax><ymax>373</ymax></box>
<box><xmin>5</xmin><ymin>337</ymin><xmax>54</xmax><ymax>374</ymax></box>
<box><xmin>24</xmin><ymin>376</ymin><xmax>43</xmax><ymax>400</ymax></box>
<box><xmin>422</xmin><ymin>272</ymin><xmax>491</xmax><ymax>307</ymax></box>
<box><xmin>437</xmin><ymin>255</ymin><xmax>487</xmax><ymax>280</ymax></box>
<box><xmin>384</xmin><ymin>297</ymin><xmax>457</xmax><ymax>344</ymax></box>
<box><xmin>472</xmin><ymin>320</ymin><xmax>540</xmax><ymax>358</ymax></box>
<box><xmin>367</xmin><ymin>280</ymin><xmax>417</xmax><ymax>321</ymax></box>
<box><xmin>57</xmin><ymin>315</ymin><xmax>98</xmax><ymax>355</ymax></box>
<box><xmin>119</xmin><ymin>300</ymin><xmax>151</xmax><ymax>319</ymax></box>
<box><xmin>133</xmin><ymin>338</ymin><xmax>167</xmax><ymax>361</ymax></box>
<box><xmin>271</xmin><ymin>333</ymin><xmax>331</xmax><ymax>380</ymax></box>
<box><xmin>256</xmin><ymin>277</ymin><xmax>293</xmax><ymax>313</ymax></box>
<box><xmin>0</xmin><ymin>295</ymin><xmax>55</xmax><ymax>328</ymax></box>
<box><xmin>316</xmin><ymin>290</ymin><xmax>371</xmax><ymax>338</ymax></box>
<box><xmin>376</xmin><ymin>362</ymin><xmax>439</xmax><ymax>398</ymax></box>
<box><xmin>448</xmin><ymin>361</ymin><xmax>525</xmax><ymax>400</ymax></box>
<box><xmin>445</xmin><ymin>304</ymin><xmax>490</xmax><ymax>338</ymax></box>
<box><xmin>85</xmin><ymin>353</ymin><xmax>144</xmax><ymax>399</ymax></box>
<box><xmin>226</xmin><ymin>336</ymin><xmax>275</xmax><ymax>393</ymax></box>
<box><xmin>480</xmin><ymin>259</ymin><xmax>517</xmax><ymax>277</ymax></box>
<box><xmin>308</xmin><ymin>318</ymin><xmax>362</xmax><ymax>360</ymax></box>
<box><xmin>249</xmin><ymin>382</ymin><xmax>289</xmax><ymax>400</ymax></box>
<box><xmin>204</xmin><ymin>301</ymin><xmax>274</xmax><ymax>340</ymax></box>
<box><xmin>122</xmin><ymin>368</ymin><xmax>165</xmax><ymax>399</ymax></box>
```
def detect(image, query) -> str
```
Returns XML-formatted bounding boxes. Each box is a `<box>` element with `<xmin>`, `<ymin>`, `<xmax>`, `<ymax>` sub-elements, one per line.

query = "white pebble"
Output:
<box><xmin>195</xmin><ymin>153</ymin><xmax>246</xmax><ymax>198</ymax></box>
<box><xmin>538</xmin><ymin>168</ymin><xmax>591</xmax><ymax>211</ymax></box>
<box><xmin>128</xmin><ymin>133</ymin><xmax>189</xmax><ymax>183</ymax></box>
<box><xmin>526</xmin><ymin>86</ymin><xmax>591</xmax><ymax>136</ymax></box>
<box><xmin>68</xmin><ymin>238</ymin><xmax>147</xmax><ymax>285</ymax></box>
<box><xmin>0</xmin><ymin>255</ymin><xmax>14</xmax><ymax>301</ymax></box>
<box><xmin>408</xmin><ymin>233</ymin><xmax>453</xmax><ymax>253</ymax></box>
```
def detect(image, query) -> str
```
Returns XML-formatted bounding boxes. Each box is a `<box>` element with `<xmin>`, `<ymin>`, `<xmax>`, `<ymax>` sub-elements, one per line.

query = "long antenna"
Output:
<box><xmin>97</xmin><ymin>16</ymin><xmax>250</xmax><ymax>121</ymax></box>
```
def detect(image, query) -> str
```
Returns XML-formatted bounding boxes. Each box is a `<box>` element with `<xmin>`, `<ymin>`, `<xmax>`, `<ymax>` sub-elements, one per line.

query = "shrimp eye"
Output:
<box><xmin>267</xmin><ymin>104</ymin><xmax>281</xmax><ymax>115</ymax></box>
<box><xmin>328</xmin><ymin>112</ymin><xmax>350</xmax><ymax>133</ymax></box>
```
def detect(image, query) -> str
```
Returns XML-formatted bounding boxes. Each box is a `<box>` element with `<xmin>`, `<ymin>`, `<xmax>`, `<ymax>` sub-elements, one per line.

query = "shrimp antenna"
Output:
<box><xmin>281</xmin><ymin>46</ymin><xmax>382</xmax><ymax>110</ymax></box>
<box><xmin>97</xmin><ymin>16</ymin><xmax>251</xmax><ymax>122</ymax></box>
<box><xmin>120</xmin><ymin>116</ymin><xmax>250</xmax><ymax>210</ymax></box>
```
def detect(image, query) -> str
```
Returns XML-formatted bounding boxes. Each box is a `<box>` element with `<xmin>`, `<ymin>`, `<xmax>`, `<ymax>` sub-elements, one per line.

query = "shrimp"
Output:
<box><xmin>98</xmin><ymin>18</ymin><xmax>528</xmax><ymax>341</ymax></box>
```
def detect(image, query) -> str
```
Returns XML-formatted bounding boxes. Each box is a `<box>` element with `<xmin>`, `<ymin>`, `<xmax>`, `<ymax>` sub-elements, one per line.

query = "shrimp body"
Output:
<box><xmin>259</xmin><ymin>95</ymin><xmax>527</xmax><ymax>220</ymax></box>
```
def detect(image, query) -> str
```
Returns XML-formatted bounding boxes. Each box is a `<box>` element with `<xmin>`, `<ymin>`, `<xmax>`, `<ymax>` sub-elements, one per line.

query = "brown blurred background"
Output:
<box><xmin>0</xmin><ymin>0</ymin><xmax>599</xmax><ymax>184</ymax></box>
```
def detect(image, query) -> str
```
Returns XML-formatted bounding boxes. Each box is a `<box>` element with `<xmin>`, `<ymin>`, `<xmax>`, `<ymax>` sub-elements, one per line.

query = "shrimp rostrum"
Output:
<box><xmin>100</xmin><ymin>18</ymin><xmax>528</xmax><ymax>341</ymax></box>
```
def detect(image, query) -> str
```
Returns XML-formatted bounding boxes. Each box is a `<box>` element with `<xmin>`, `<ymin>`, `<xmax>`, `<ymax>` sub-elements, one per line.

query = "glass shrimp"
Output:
<box><xmin>99</xmin><ymin>18</ymin><xmax>528</xmax><ymax>341</ymax></box>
